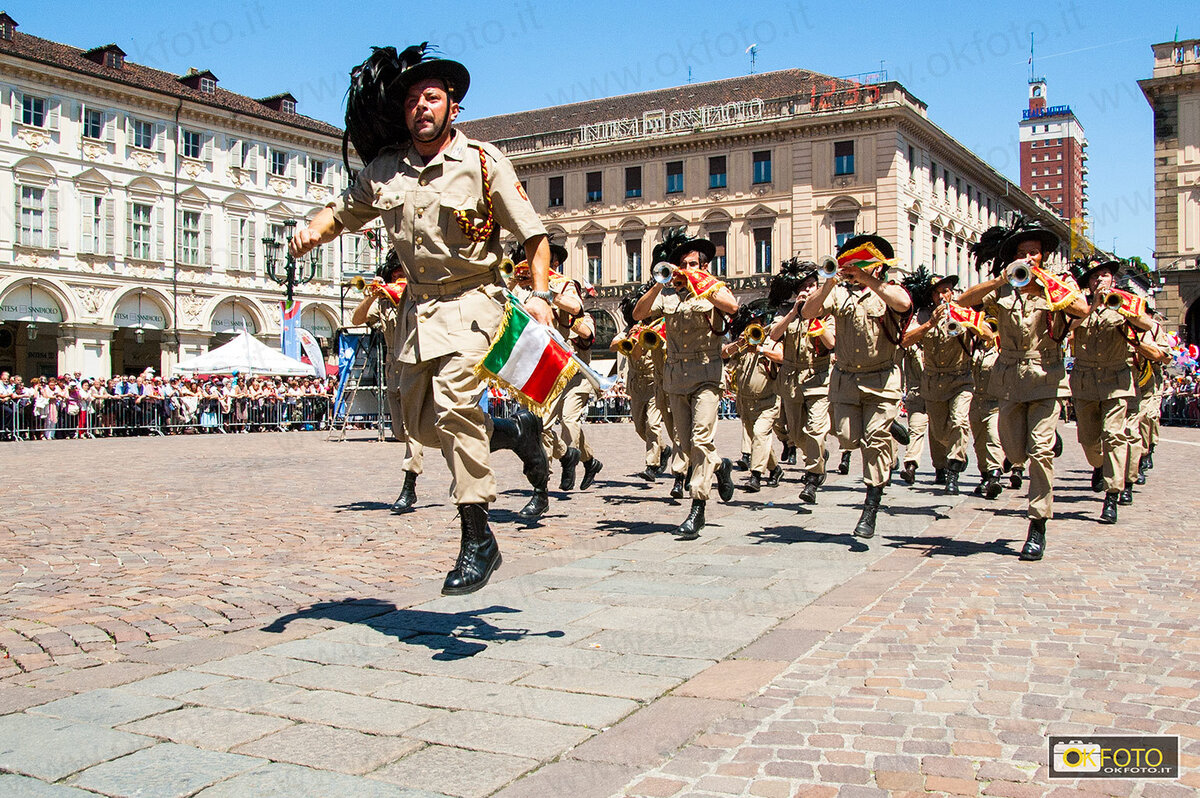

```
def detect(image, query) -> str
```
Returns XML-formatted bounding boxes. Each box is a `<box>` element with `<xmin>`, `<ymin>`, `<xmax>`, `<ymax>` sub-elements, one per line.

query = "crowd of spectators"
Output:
<box><xmin>1</xmin><ymin>370</ymin><xmax>335</xmax><ymax>440</ymax></box>
<box><xmin>1161</xmin><ymin>369</ymin><xmax>1200</xmax><ymax>427</ymax></box>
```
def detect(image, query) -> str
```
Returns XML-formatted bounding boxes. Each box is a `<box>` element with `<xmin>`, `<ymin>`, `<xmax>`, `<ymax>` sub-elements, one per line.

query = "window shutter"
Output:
<box><xmin>125</xmin><ymin>200</ymin><xmax>134</xmax><ymax>257</ymax></box>
<box><xmin>10</xmin><ymin>88</ymin><xmax>20</xmax><ymax>117</ymax></box>
<box><xmin>70</xmin><ymin>101</ymin><xmax>82</xmax><ymax>124</ymax></box>
<box><xmin>153</xmin><ymin>204</ymin><xmax>164</xmax><ymax>260</ymax></box>
<box><xmin>154</xmin><ymin>122</ymin><xmax>166</xmax><ymax>154</ymax></box>
<box><xmin>202</xmin><ymin>133</ymin><xmax>213</xmax><ymax>164</ymax></box>
<box><xmin>79</xmin><ymin>195</ymin><xmax>95</xmax><ymax>254</ymax></box>
<box><xmin>287</xmin><ymin>153</ymin><xmax>297</xmax><ymax>182</ymax></box>
<box><xmin>104</xmin><ymin>111</ymin><xmax>116</xmax><ymax>143</ymax></box>
<box><xmin>103</xmin><ymin>197</ymin><xmax>115</xmax><ymax>255</ymax></box>
<box><xmin>46</xmin><ymin>99</ymin><xmax>60</xmax><ymax>131</ymax></box>
<box><xmin>47</xmin><ymin>187</ymin><xmax>58</xmax><ymax>249</ymax></box>
<box><xmin>13</xmin><ymin>185</ymin><xmax>20</xmax><ymax>244</ymax></box>
<box><xmin>248</xmin><ymin>144</ymin><xmax>259</xmax><ymax>179</ymax></box>
<box><xmin>203</xmin><ymin>212</ymin><xmax>213</xmax><ymax>265</ymax></box>
<box><xmin>248</xmin><ymin>219</ymin><xmax>257</xmax><ymax>272</ymax></box>
<box><xmin>228</xmin><ymin>218</ymin><xmax>239</xmax><ymax>270</ymax></box>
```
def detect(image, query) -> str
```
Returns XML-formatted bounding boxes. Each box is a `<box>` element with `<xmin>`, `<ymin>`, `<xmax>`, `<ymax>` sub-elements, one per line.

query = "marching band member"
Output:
<box><xmin>1132</xmin><ymin>298</ymin><xmax>1172</xmax><ymax>485</ymax></box>
<box><xmin>614</xmin><ymin>293</ymin><xmax>672</xmax><ymax>481</ymax></box>
<box><xmin>803</xmin><ymin>235</ymin><xmax>912</xmax><ymax>540</ymax></box>
<box><xmin>767</xmin><ymin>260</ymin><xmax>834</xmax><ymax>504</ymax></box>
<box><xmin>723</xmin><ymin>308</ymin><xmax>783</xmax><ymax>493</ymax></box>
<box><xmin>634</xmin><ymin>234</ymin><xmax>739</xmax><ymax>539</ymax></box>
<box><xmin>960</xmin><ymin>219</ymin><xmax>1088</xmax><ymax>561</ymax></box>
<box><xmin>969</xmin><ymin>319</ymin><xmax>1004</xmax><ymax>498</ymax></box>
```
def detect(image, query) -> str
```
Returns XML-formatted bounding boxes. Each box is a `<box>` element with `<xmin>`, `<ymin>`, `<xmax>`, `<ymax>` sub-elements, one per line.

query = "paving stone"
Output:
<box><xmin>192</xmin><ymin>761</ymin><xmax>445</xmax><ymax>797</ymax></box>
<box><xmin>68</xmin><ymin>743</ymin><xmax>262</xmax><ymax>797</ymax></box>
<box><xmin>369</xmin><ymin>744</ymin><xmax>538</xmax><ymax>798</ymax></box>
<box><xmin>193</xmin><ymin>653</ymin><xmax>311</xmax><ymax>680</ymax></box>
<box><xmin>0</xmin><ymin>687</ymin><xmax>73</xmax><ymax>716</ymax></box>
<box><xmin>117</xmin><ymin>670</ymin><xmax>230</xmax><ymax>698</ymax></box>
<box><xmin>408</xmin><ymin>710</ymin><xmax>594</xmax><ymax>759</ymax></box>
<box><xmin>28</xmin><ymin>688</ymin><xmax>181</xmax><ymax>727</ymax></box>
<box><xmin>178</xmin><ymin>679</ymin><xmax>304</xmax><ymax>711</ymax></box>
<box><xmin>119</xmin><ymin>706</ymin><xmax>293</xmax><ymax>750</ymax></box>
<box><xmin>478</xmin><ymin>640</ymin><xmax>621</xmax><ymax>668</ymax></box>
<box><xmin>275</xmin><ymin>663</ymin><xmax>413</xmax><ymax>695</ymax></box>
<box><xmin>29</xmin><ymin>663</ymin><xmax>168</xmax><ymax>692</ymax></box>
<box><xmin>571</xmin><ymin>696</ymin><xmax>736</xmax><ymax>767</ymax></box>
<box><xmin>0</xmin><ymin>773</ymin><xmax>105</xmax><ymax>797</ymax></box>
<box><xmin>516</xmin><ymin>665</ymin><xmax>680</xmax><ymax>701</ymax></box>
<box><xmin>608</xmin><ymin>653</ymin><xmax>718</xmax><ymax>680</ymax></box>
<box><xmin>674</xmin><ymin>660</ymin><xmax>790</xmax><ymax>701</ymax></box>
<box><xmin>257</xmin><ymin>689</ymin><xmax>443</xmax><ymax>734</ymax></box>
<box><xmin>257</xmin><ymin>639</ymin><xmax>394</xmax><ymax>667</ymax></box>
<box><xmin>576</xmin><ymin>629</ymin><xmax>745</xmax><ymax>661</ymax></box>
<box><xmin>0</xmin><ymin>713</ymin><xmax>153</xmax><ymax>780</ymax></box>
<box><xmin>233</xmin><ymin>723</ymin><xmax>422</xmax><ymax>774</ymax></box>
<box><xmin>370</xmin><ymin>650</ymin><xmax>539</xmax><ymax>683</ymax></box>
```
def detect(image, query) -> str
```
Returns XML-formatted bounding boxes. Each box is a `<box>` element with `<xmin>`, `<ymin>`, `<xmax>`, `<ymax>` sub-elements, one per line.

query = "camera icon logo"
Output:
<box><xmin>1053</xmin><ymin>740</ymin><xmax>1102</xmax><ymax>773</ymax></box>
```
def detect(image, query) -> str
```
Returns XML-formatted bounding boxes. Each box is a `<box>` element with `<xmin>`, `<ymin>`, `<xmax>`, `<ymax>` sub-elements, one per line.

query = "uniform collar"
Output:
<box><xmin>408</xmin><ymin>129</ymin><xmax>466</xmax><ymax>170</ymax></box>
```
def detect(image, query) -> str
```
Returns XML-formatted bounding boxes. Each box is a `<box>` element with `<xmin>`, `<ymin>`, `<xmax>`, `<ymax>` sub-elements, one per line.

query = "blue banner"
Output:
<box><xmin>280</xmin><ymin>300</ymin><xmax>301</xmax><ymax>359</ymax></box>
<box><xmin>333</xmin><ymin>331</ymin><xmax>360</xmax><ymax>418</ymax></box>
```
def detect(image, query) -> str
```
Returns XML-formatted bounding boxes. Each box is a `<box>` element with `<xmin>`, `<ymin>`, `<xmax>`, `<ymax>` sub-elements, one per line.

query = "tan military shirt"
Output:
<box><xmin>918</xmin><ymin>313</ymin><xmax>973</xmax><ymax>402</ymax></box>
<box><xmin>818</xmin><ymin>283</ymin><xmax>904</xmax><ymax>400</ymax></box>
<box><xmin>1135</xmin><ymin>321</ymin><xmax>1171</xmax><ymax>400</ymax></box>
<box><xmin>328</xmin><ymin>130</ymin><xmax>546</xmax><ymax>364</ymax></box>
<box><xmin>651</xmin><ymin>288</ymin><xmax>724</xmax><ymax>395</ymax></box>
<box><xmin>364</xmin><ymin>298</ymin><xmax>401</xmax><ymax>354</ymax></box>
<box><xmin>624</xmin><ymin>345</ymin><xmax>657</xmax><ymax>398</ymax></box>
<box><xmin>776</xmin><ymin>315</ymin><xmax>831</xmax><ymax>399</ymax></box>
<box><xmin>972</xmin><ymin>346</ymin><xmax>1000</xmax><ymax>402</ymax></box>
<box><xmin>730</xmin><ymin>349</ymin><xmax>775</xmax><ymax>399</ymax></box>
<box><xmin>1070</xmin><ymin>305</ymin><xmax>1134</xmax><ymax>401</ymax></box>
<box><xmin>980</xmin><ymin>282</ymin><xmax>1067</xmax><ymax>402</ymax></box>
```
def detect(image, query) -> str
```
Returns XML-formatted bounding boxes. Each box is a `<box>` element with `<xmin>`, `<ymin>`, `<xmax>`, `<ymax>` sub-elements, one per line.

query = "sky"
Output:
<box><xmin>7</xmin><ymin>0</ymin><xmax>1194</xmax><ymax>262</ymax></box>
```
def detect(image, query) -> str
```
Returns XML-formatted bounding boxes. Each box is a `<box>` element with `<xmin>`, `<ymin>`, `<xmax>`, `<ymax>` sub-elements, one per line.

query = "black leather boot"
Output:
<box><xmin>888</xmin><ymin>420</ymin><xmax>911</xmax><ymax>446</ymax></box>
<box><xmin>1100</xmin><ymin>491</ymin><xmax>1119</xmax><ymax>524</ymax></box>
<box><xmin>442</xmin><ymin>504</ymin><xmax>501</xmax><ymax>595</ymax></box>
<box><xmin>673</xmin><ymin>499</ymin><xmax>705</xmax><ymax>540</ymax></box>
<box><xmin>782</xmin><ymin>445</ymin><xmax>797</xmax><ymax>465</ymax></box>
<box><xmin>684</xmin><ymin>465</ymin><xmax>694</xmax><ymax>491</ymax></box>
<box><xmin>669</xmin><ymin>473</ymin><xmax>685</xmax><ymax>499</ymax></box>
<box><xmin>392</xmin><ymin>470</ymin><xmax>419</xmax><ymax>513</ymax></box>
<box><xmin>1019</xmin><ymin>519</ymin><xmax>1046</xmax><ymax>561</ymax></box>
<box><xmin>580</xmin><ymin>457</ymin><xmax>603</xmax><ymax>490</ymax></box>
<box><xmin>799</xmin><ymin>472</ymin><xmax>818</xmax><ymax>504</ymax></box>
<box><xmin>658</xmin><ymin>444</ymin><xmax>672</xmax><ymax>472</ymax></box>
<box><xmin>945</xmin><ymin>460</ymin><xmax>962</xmax><ymax>496</ymax></box>
<box><xmin>1053</xmin><ymin>432</ymin><xmax>1064</xmax><ymax>458</ymax></box>
<box><xmin>1146</xmin><ymin>444</ymin><xmax>1155</xmax><ymax>470</ymax></box>
<box><xmin>838</xmin><ymin>451</ymin><xmax>852</xmax><ymax>475</ymax></box>
<box><xmin>853</xmin><ymin>485</ymin><xmax>883</xmax><ymax>539</ymax></box>
<box><xmin>743</xmin><ymin>471</ymin><xmax>762</xmax><ymax>493</ymax></box>
<box><xmin>973</xmin><ymin>473</ymin><xmax>987</xmax><ymax>496</ymax></box>
<box><xmin>635</xmin><ymin>463</ymin><xmax>660</xmax><ymax>481</ymax></box>
<box><xmin>518</xmin><ymin>488</ymin><xmax>549</xmax><ymax>520</ymax></box>
<box><xmin>1090</xmin><ymin>466</ymin><xmax>1105</xmax><ymax>493</ymax></box>
<box><xmin>1136</xmin><ymin>455</ymin><xmax>1149</xmax><ymax>485</ymax></box>
<box><xmin>716</xmin><ymin>458</ymin><xmax>735</xmax><ymax>502</ymax></box>
<box><xmin>1010</xmin><ymin>466</ymin><xmax>1024</xmax><ymax>490</ymax></box>
<box><xmin>490</xmin><ymin>411</ymin><xmax>550</xmax><ymax>491</ymax></box>
<box><xmin>933</xmin><ymin>468</ymin><xmax>947</xmax><ymax>485</ymax></box>
<box><xmin>766</xmin><ymin>465</ymin><xmax>783</xmax><ymax>488</ymax></box>
<box><xmin>984</xmin><ymin>469</ymin><xmax>1004</xmax><ymax>500</ymax></box>
<box><xmin>559</xmin><ymin>447</ymin><xmax>581</xmax><ymax>491</ymax></box>
<box><xmin>734</xmin><ymin>452</ymin><xmax>750</xmax><ymax>471</ymax></box>
<box><xmin>1118</xmin><ymin>484</ymin><xmax>1133</xmax><ymax>506</ymax></box>
<box><xmin>899</xmin><ymin>461</ymin><xmax>917</xmax><ymax>485</ymax></box>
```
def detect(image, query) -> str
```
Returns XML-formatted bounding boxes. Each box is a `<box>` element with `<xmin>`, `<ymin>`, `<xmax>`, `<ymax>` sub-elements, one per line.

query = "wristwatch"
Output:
<box><xmin>529</xmin><ymin>290</ymin><xmax>553</xmax><ymax>303</ymax></box>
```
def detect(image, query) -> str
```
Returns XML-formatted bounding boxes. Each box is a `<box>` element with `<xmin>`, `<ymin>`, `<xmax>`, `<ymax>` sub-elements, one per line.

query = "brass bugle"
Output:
<box><xmin>652</xmin><ymin>261</ymin><xmax>674</xmax><ymax>285</ymax></box>
<box><xmin>743</xmin><ymin>323</ymin><xmax>766</xmax><ymax>346</ymax></box>
<box><xmin>350</xmin><ymin>275</ymin><xmax>380</xmax><ymax>293</ymax></box>
<box><xmin>817</xmin><ymin>255</ymin><xmax>839</xmax><ymax>281</ymax></box>
<box><xmin>640</xmin><ymin>326</ymin><xmax>664</xmax><ymax>350</ymax></box>
<box><xmin>1007</xmin><ymin>261</ymin><xmax>1032</xmax><ymax>289</ymax></box>
<box><xmin>1103</xmin><ymin>290</ymin><xmax>1126</xmax><ymax>310</ymax></box>
<box><xmin>983</xmin><ymin>315</ymin><xmax>999</xmax><ymax>334</ymax></box>
<box><xmin>499</xmin><ymin>257</ymin><xmax>515</xmax><ymax>279</ymax></box>
<box><xmin>947</xmin><ymin>319</ymin><xmax>965</xmax><ymax>337</ymax></box>
<box><xmin>617</xmin><ymin>337</ymin><xmax>636</xmax><ymax>355</ymax></box>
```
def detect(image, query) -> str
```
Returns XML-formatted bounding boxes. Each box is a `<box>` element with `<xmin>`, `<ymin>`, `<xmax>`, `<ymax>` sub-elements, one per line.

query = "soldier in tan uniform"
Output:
<box><xmin>767</xmin><ymin>262</ymin><xmax>834</xmax><ymax>504</ymax></box>
<box><xmin>1068</xmin><ymin>259</ymin><xmax>1153</xmax><ymax>523</ymax></box>
<box><xmin>1132</xmin><ymin>304</ymin><xmax>1172</xmax><ymax>485</ymax></box>
<box><xmin>897</xmin><ymin>347</ymin><xmax>946</xmax><ymax>485</ymax></box>
<box><xmin>902</xmin><ymin>273</ymin><xmax>975</xmax><ymax>495</ymax></box>
<box><xmin>960</xmin><ymin>220</ymin><xmax>1088</xmax><ymax>561</ymax></box>
<box><xmin>292</xmin><ymin>45</ymin><xmax>552</xmax><ymax>595</ymax></box>
<box><xmin>803</xmin><ymin>235</ymin><xmax>912</xmax><ymax>539</ymax></box>
<box><xmin>968</xmin><ymin>326</ymin><xmax>1004</xmax><ymax>498</ymax></box>
<box><xmin>634</xmin><ymin>235</ymin><xmax>738</xmax><ymax>539</ymax></box>
<box><xmin>723</xmin><ymin>308</ymin><xmax>783</xmax><ymax>493</ymax></box>
<box><xmin>350</xmin><ymin>253</ymin><xmax>425</xmax><ymax>512</ymax></box>
<box><xmin>613</xmin><ymin>291</ymin><xmax>671</xmax><ymax>480</ymax></box>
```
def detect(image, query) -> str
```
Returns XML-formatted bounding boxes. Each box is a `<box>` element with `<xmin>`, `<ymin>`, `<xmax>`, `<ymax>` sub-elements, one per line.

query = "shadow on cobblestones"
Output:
<box><xmin>746</xmin><ymin>526</ymin><xmax>872</xmax><ymax>552</ymax></box>
<box><xmin>882</xmin><ymin>533</ymin><xmax>1018</xmax><ymax>557</ymax></box>
<box><xmin>333</xmin><ymin>500</ymin><xmax>395</xmax><ymax>512</ymax></box>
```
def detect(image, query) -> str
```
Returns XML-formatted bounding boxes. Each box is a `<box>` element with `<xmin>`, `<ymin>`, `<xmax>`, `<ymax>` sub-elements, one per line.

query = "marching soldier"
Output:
<box><xmin>292</xmin><ymin>44</ymin><xmax>553</xmax><ymax>594</ymax></box>
<box><xmin>1068</xmin><ymin>258</ymin><xmax>1154</xmax><ymax>523</ymax></box>
<box><xmin>767</xmin><ymin>260</ymin><xmax>834</xmax><ymax>504</ymax></box>
<box><xmin>803</xmin><ymin>235</ymin><xmax>912</xmax><ymax>539</ymax></box>
<box><xmin>969</xmin><ymin>322</ymin><xmax>1004</xmax><ymax>498</ymax></box>
<box><xmin>633</xmin><ymin>235</ymin><xmax>739</xmax><ymax>539</ymax></box>
<box><xmin>902</xmin><ymin>271</ymin><xmax>975</xmax><ymax>496</ymax></box>
<box><xmin>723</xmin><ymin>308</ymin><xmax>783</xmax><ymax>493</ymax></box>
<box><xmin>613</xmin><ymin>293</ymin><xmax>672</xmax><ymax>480</ymax></box>
<box><xmin>1132</xmin><ymin>300</ymin><xmax>1172</xmax><ymax>485</ymax></box>
<box><xmin>960</xmin><ymin>219</ymin><xmax>1088</xmax><ymax>560</ymax></box>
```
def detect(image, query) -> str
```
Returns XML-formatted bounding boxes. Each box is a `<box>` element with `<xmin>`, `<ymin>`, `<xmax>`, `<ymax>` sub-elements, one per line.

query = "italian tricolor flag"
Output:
<box><xmin>475</xmin><ymin>296</ymin><xmax>577</xmax><ymax>413</ymax></box>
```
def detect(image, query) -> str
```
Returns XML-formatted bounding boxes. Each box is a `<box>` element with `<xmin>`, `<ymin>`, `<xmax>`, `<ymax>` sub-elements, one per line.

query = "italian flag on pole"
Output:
<box><xmin>475</xmin><ymin>295</ymin><xmax>577</xmax><ymax>414</ymax></box>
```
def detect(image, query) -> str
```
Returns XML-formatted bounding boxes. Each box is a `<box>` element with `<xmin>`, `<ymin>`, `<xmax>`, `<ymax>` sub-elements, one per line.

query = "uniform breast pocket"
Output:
<box><xmin>861</xmin><ymin>294</ymin><xmax>887</xmax><ymax>320</ymax></box>
<box><xmin>439</xmin><ymin>193</ymin><xmax>481</xmax><ymax>249</ymax></box>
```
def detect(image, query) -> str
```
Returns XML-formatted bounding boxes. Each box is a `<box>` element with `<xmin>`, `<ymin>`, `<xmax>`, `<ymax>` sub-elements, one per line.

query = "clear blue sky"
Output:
<box><xmin>7</xmin><ymin>0</ymin><xmax>1194</xmax><ymax>261</ymax></box>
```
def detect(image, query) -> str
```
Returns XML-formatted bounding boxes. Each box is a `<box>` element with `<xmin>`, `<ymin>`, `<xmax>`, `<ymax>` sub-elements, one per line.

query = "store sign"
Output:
<box><xmin>0</xmin><ymin>285</ymin><xmax>64</xmax><ymax>323</ymax></box>
<box><xmin>211</xmin><ymin>302</ymin><xmax>258</xmax><ymax>334</ymax></box>
<box><xmin>301</xmin><ymin>309</ymin><xmax>334</xmax><ymax>339</ymax></box>
<box><xmin>580</xmin><ymin>98</ymin><xmax>766</xmax><ymax>145</ymax></box>
<box><xmin>113</xmin><ymin>295</ymin><xmax>166</xmax><ymax>330</ymax></box>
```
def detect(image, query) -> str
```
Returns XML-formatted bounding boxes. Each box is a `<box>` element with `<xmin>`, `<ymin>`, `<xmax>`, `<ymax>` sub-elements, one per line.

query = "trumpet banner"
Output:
<box><xmin>1030</xmin><ymin>265</ymin><xmax>1082</xmax><ymax>312</ymax></box>
<box><xmin>946</xmin><ymin>303</ymin><xmax>986</xmax><ymax>336</ymax></box>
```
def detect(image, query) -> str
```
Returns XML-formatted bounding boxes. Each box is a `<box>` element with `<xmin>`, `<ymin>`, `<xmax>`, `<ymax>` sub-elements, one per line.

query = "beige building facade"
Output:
<box><xmin>1140</xmin><ymin>37</ymin><xmax>1200</xmax><ymax>343</ymax></box>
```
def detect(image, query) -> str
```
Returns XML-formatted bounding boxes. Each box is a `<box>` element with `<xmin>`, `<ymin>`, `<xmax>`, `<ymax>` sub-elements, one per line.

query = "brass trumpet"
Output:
<box><xmin>983</xmin><ymin>315</ymin><xmax>999</xmax><ymax>334</ymax></box>
<box><xmin>350</xmin><ymin>275</ymin><xmax>382</xmax><ymax>293</ymax></box>
<box><xmin>616</xmin><ymin>337</ymin><xmax>636</xmax><ymax>355</ymax></box>
<box><xmin>742</xmin><ymin>323</ymin><xmax>767</xmax><ymax>346</ymax></box>
<box><xmin>817</xmin><ymin>255</ymin><xmax>839</xmax><ymax>281</ymax></box>
<box><xmin>652</xmin><ymin>261</ymin><xmax>674</xmax><ymax>285</ymax></box>
<box><xmin>640</xmin><ymin>326</ymin><xmax>664</xmax><ymax>350</ymax></box>
<box><xmin>1007</xmin><ymin>261</ymin><xmax>1033</xmax><ymax>289</ymax></box>
<box><xmin>499</xmin><ymin>257</ymin><xmax>516</xmax><ymax>279</ymax></box>
<box><xmin>947</xmin><ymin>319</ymin><xmax>965</xmax><ymax>337</ymax></box>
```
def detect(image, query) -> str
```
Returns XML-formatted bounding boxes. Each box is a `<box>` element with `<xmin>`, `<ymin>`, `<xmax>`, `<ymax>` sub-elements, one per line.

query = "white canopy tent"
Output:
<box><xmin>174</xmin><ymin>331</ymin><xmax>314</xmax><ymax>376</ymax></box>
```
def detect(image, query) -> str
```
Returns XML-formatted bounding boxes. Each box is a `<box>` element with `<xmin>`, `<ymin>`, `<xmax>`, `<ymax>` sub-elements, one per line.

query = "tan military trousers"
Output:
<box><xmin>903</xmin><ymin>392</ymin><xmax>947</xmax><ymax>468</ymax></box>
<box><xmin>969</xmin><ymin>396</ymin><xmax>1002</xmax><ymax>474</ymax></box>
<box><xmin>656</xmin><ymin>382</ymin><xmax>689</xmax><ymax>476</ymax></box>
<box><xmin>538</xmin><ymin>371</ymin><xmax>592</xmax><ymax>462</ymax></box>
<box><xmin>1075</xmin><ymin>397</ymin><xmax>1131</xmax><ymax>493</ymax></box>
<box><xmin>998</xmin><ymin>398</ymin><xmax>1058</xmax><ymax>520</ymax></box>
<box><xmin>669</xmin><ymin>387</ymin><xmax>721</xmax><ymax>500</ymax></box>
<box><xmin>1131</xmin><ymin>388</ymin><xmax>1159</xmax><ymax>479</ymax></box>
<box><xmin>629</xmin><ymin>385</ymin><xmax>667</xmax><ymax>468</ymax></box>
<box><xmin>736</xmin><ymin>394</ymin><xmax>780</xmax><ymax>475</ymax></box>
<box><xmin>832</xmin><ymin>396</ymin><xmax>901</xmax><ymax>489</ymax></box>
<box><xmin>927</xmin><ymin>388</ymin><xmax>973</xmax><ymax>466</ymax></box>
<box><xmin>780</xmin><ymin>394</ymin><xmax>831</xmax><ymax>476</ymax></box>
<box><xmin>387</xmin><ymin>361</ymin><xmax>424</xmax><ymax>475</ymax></box>
<box><xmin>398</xmin><ymin>350</ymin><xmax>494</xmax><ymax>505</ymax></box>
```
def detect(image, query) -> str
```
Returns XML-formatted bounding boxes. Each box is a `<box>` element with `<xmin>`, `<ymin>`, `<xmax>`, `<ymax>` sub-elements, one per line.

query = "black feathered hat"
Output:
<box><xmin>670</xmin><ymin>236</ymin><xmax>717</xmax><ymax>266</ymax></box>
<box><xmin>998</xmin><ymin>217</ymin><xmax>1060</xmax><ymax>265</ymax></box>
<box><xmin>548</xmin><ymin>241</ymin><xmax>569</xmax><ymax>266</ymax></box>
<box><xmin>652</xmin><ymin>227</ymin><xmax>689</xmax><ymax>265</ymax></box>
<box><xmin>1073</xmin><ymin>257</ymin><xmax>1121</xmax><ymax>288</ymax></box>
<box><xmin>970</xmin><ymin>225</ymin><xmax>1010</xmax><ymax>277</ymax></box>
<box><xmin>901</xmin><ymin>266</ymin><xmax>956</xmax><ymax>312</ymax></box>
<box><xmin>767</xmin><ymin>257</ymin><xmax>817</xmax><ymax>308</ymax></box>
<box><xmin>376</xmin><ymin>250</ymin><xmax>403</xmax><ymax>280</ymax></box>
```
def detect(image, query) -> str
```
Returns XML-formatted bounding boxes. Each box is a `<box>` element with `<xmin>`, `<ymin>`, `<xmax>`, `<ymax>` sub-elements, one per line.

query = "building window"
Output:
<box><xmin>708</xmin><ymin>156</ymin><xmax>727</xmax><ymax>189</ymax></box>
<box><xmin>548</xmin><ymin>176</ymin><xmax>564</xmax><ymax>207</ymax></box>
<box><xmin>586</xmin><ymin>242</ymin><xmax>602</xmax><ymax>285</ymax></box>
<box><xmin>930</xmin><ymin>160</ymin><xmax>937</xmax><ymax>193</ymax></box>
<box><xmin>625</xmin><ymin>166</ymin><xmax>642</xmax><ymax>199</ymax></box>
<box><xmin>181</xmin><ymin>129</ymin><xmax>202</xmax><ymax>160</ymax></box>
<box><xmin>834</xmin><ymin>140</ymin><xmax>855</xmax><ymax>176</ymax></box>
<box><xmin>931</xmin><ymin>231</ymin><xmax>940</xmax><ymax>271</ymax></box>
<box><xmin>834</xmin><ymin>219</ymin><xmax>856</xmax><ymax>249</ymax></box>
<box><xmin>625</xmin><ymin>238</ymin><xmax>642</xmax><ymax>282</ymax></box>
<box><xmin>752</xmin><ymin>150</ymin><xmax>772</xmax><ymax>184</ymax></box>
<box><xmin>309</xmin><ymin>244</ymin><xmax>326</xmax><ymax>279</ymax></box>
<box><xmin>196</xmin><ymin>76</ymin><xmax>215</xmax><ymax>94</ymax></box>
<box><xmin>666</xmin><ymin>160</ymin><xmax>684</xmax><ymax>194</ymax></box>
<box><xmin>83</xmin><ymin>108</ymin><xmax>104</xmax><ymax>140</ymax></box>
<box><xmin>280</xmin><ymin>98</ymin><xmax>295</xmax><ymax>114</ymax></box>
<box><xmin>229</xmin><ymin>217</ymin><xmax>257</xmax><ymax>272</ymax></box>
<box><xmin>909</xmin><ymin>221</ymin><xmax>917</xmax><ymax>268</ymax></box>
<box><xmin>753</xmin><ymin>228</ymin><xmax>772</xmax><ymax>274</ymax></box>
<box><xmin>17</xmin><ymin>186</ymin><xmax>46</xmax><ymax>247</ymax></box>
<box><xmin>308</xmin><ymin>159</ymin><xmax>326</xmax><ymax>184</ymax></box>
<box><xmin>179</xmin><ymin>210</ymin><xmax>201</xmax><ymax>265</ymax></box>
<box><xmin>270</xmin><ymin>150</ymin><xmax>288</xmax><ymax>177</ymax></box>
<box><xmin>943</xmin><ymin>169</ymin><xmax>950</xmax><ymax>202</ymax></box>
<box><xmin>132</xmin><ymin>120</ymin><xmax>154</xmax><ymax>150</ymax></box>
<box><xmin>21</xmin><ymin>95</ymin><xmax>46</xmax><ymax>127</ymax></box>
<box><xmin>710</xmin><ymin>231</ymin><xmax>727</xmax><ymax>276</ymax></box>
<box><xmin>907</xmin><ymin>145</ymin><xmax>916</xmax><ymax>181</ymax></box>
<box><xmin>130</xmin><ymin>203</ymin><xmax>153</xmax><ymax>260</ymax></box>
<box><xmin>79</xmin><ymin>195</ymin><xmax>110</xmax><ymax>255</ymax></box>
<box><xmin>586</xmin><ymin>171</ymin><xmax>602</xmax><ymax>203</ymax></box>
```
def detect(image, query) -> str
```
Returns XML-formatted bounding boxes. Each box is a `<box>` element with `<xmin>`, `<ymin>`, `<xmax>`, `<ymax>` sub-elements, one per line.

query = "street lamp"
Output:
<box><xmin>26</xmin><ymin>322</ymin><xmax>37</xmax><ymax>341</ymax></box>
<box><xmin>263</xmin><ymin>218</ymin><xmax>316</xmax><ymax>304</ymax></box>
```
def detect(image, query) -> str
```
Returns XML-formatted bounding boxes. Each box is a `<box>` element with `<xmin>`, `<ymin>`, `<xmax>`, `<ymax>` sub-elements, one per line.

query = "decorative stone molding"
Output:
<box><xmin>74</xmin><ymin>285</ymin><xmax>110</xmax><ymax>314</ymax></box>
<box><xmin>268</xmin><ymin>177</ymin><xmax>290</xmax><ymax>195</ymax></box>
<box><xmin>16</xmin><ymin>127</ymin><xmax>50</xmax><ymax>150</ymax></box>
<box><xmin>132</xmin><ymin>150</ymin><xmax>154</xmax><ymax>170</ymax></box>
<box><xmin>310</xmin><ymin>185</ymin><xmax>329</xmax><ymax>202</ymax></box>
<box><xmin>82</xmin><ymin>141</ymin><xmax>107</xmax><ymax>161</ymax></box>
<box><xmin>182</xmin><ymin>160</ymin><xmax>204</xmax><ymax>179</ymax></box>
<box><xmin>180</xmin><ymin>294</ymin><xmax>208</xmax><ymax>322</ymax></box>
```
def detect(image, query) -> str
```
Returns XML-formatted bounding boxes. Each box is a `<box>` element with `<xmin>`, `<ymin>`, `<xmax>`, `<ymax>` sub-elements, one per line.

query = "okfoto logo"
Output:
<box><xmin>1048</xmin><ymin>736</ymin><xmax>1179</xmax><ymax>779</ymax></box>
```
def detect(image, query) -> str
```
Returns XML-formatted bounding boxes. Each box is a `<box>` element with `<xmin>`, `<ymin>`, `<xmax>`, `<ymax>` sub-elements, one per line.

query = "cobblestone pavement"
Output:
<box><xmin>0</xmin><ymin>421</ymin><xmax>1197</xmax><ymax>796</ymax></box>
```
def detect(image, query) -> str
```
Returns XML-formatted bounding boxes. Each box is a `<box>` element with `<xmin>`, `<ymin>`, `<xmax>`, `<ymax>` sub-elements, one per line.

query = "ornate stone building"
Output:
<box><xmin>0</xmin><ymin>14</ymin><xmax>376</xmax><ymax>379</ymax></box>
<box><xmin>459</xmin><ymin>67</ymin><xmax>1069</xmax><ymax>351</ymax></box>
<box><xmin>1140</xmin><ymin>37</ymin><xmax>1200</xmax><ymax>343</ymax></box>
